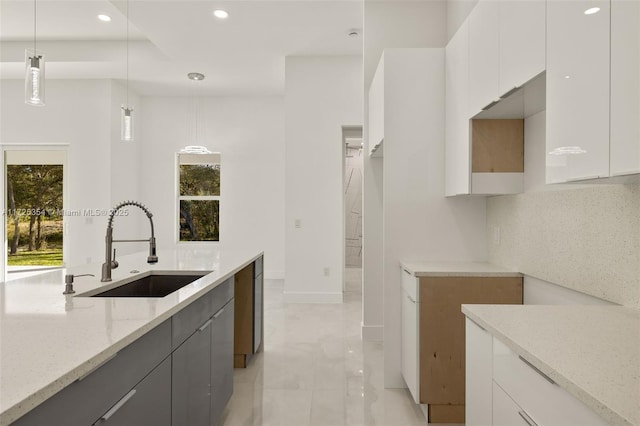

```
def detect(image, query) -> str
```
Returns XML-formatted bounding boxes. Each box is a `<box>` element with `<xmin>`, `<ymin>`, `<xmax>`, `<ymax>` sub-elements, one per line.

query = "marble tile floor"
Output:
<box><xmin>219</xmin><ymin>268</ymin><xmax>432</xmax><ymax>426</ymax></box>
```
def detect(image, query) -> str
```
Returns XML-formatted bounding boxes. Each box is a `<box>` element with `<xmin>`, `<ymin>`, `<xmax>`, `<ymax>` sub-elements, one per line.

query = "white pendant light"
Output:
<box><xmin>121</xmin><ymin>0</ymin><xmax>134</xmax><ymax>141</ymax></box>
<box><xmin>25</xmin><ymin>0</ymin><xmax>45</xmax><ymax>106</ymax></box>
<box><xmin>180</xmin><ymin>72</ymin><xmax>211</xmax><ymax>154</ymax></box>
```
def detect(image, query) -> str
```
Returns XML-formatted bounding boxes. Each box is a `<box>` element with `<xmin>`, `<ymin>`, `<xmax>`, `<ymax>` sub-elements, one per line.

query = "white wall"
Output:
<box><xmin>381</xmin><ymin>49</ymin><xmax>487</xmax><ymax>387</ymax></box>
<box><xmin>138</xmin><ymin>96</ymin><xmax>285</xmax><ymax>278</ymax></box>
<box><xmin>447</xmin><ymin>0</ymin><xmax>479</xmax><ymax>42</ymax></box>
<box><xmin>284</xmin><ymin>56</ymin><xmax>363</xmax><ymax>303</ymax></box>
<box><xmin>362</xmin><ymin>1</ymin><xmax>448</xmax><ymax>340</ymax></box>
<box><xmin>0</xmin><ymin>79</ymin><xmax>118</xmax><ymax>268</ymax></box>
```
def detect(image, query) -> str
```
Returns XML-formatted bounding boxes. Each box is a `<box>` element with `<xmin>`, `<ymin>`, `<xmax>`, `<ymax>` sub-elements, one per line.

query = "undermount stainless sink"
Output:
<box><xmin>83</xmin><ymin>272</ymin><xmax>209</xmax><ymax>298</ymax></box>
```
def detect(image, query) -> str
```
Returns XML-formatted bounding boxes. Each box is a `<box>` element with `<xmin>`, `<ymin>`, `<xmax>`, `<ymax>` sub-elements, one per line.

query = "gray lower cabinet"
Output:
<box><xmin>173</xmin><ymin>286</ymin><xmax>235</xmax><ymax>426</ymax></box>
<box><xmin>253</xmin><ymin>272</ymin><xmax>263</xmax><ymax>352</ymax></box>
<box><xmin>211</xmin><ymin>300</ymin><xmax>234</xmax><ymax>424</ymax></box>
<box><xmin>172</xmin><ymin>318</ymin><xmax>213</xmax><ymax>426</ymax></box>
<box><xmin>12</xmin><ymin>277</ymin><xmax>235</xmax><ymax>426</ymax></box>
<box><xmin>93</xmin><ymin>357</ymin><xmax>171</xmax><ymax>426</ymax></box>
<box><xmin>13</xmin><ymin>319</ymin><xmax>172</xmax><ymax>426</ymax></box>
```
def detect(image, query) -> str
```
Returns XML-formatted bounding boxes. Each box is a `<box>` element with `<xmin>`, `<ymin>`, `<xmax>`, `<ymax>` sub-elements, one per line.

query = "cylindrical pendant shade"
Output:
<box><xmin>25</xmin><ymin>49</ymin><xmax>45</xmax><ymax>106</ymax></box>
<box><xmin>121</xmin><ymin>106</ymin><xmax>134</xmax><ymax>141</ymax></box>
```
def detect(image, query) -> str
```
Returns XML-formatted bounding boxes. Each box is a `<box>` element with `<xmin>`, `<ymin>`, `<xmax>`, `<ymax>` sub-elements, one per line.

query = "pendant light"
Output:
<box><xmin>25</xmin><ymin>0</ymin><xmax>45</xmax><ymax>106</ymax></box>
<box><xmin>180</xmin><ymin>72</ymin><xmax>211</xmax><ymax>154</ymax></box>
<box><xmin>121</xmin><ymin>0</ymin><xmax>133</xmax><ymax>141</ymax></box>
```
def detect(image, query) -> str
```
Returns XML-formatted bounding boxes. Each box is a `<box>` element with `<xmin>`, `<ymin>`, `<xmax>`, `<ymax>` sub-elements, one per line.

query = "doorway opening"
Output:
<box><xmin>342</xmin><ymin>126</ymin><xmax>363</xmax><ymax>293</ymax></box>
<box><xmin>3</xmin><ymin>147</ymin><xmax>68</xmax><ymax>280</ymax></box>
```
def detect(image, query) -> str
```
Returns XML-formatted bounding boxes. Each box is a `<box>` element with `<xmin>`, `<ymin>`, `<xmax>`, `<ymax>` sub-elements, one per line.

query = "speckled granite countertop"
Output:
<box><xmin>0</xmin><ymin>247</ymin><xmax>262</xmax><ymax>426</ymax></box>
<box><xmin>462</xmin><ymin>304</ymin><xmax>640</xmax><ymax>426</ymax></box>
<box><xmin>400</xmin><ymin>260</ymin><xmax>522</xmax><ymax>277</ymax></box>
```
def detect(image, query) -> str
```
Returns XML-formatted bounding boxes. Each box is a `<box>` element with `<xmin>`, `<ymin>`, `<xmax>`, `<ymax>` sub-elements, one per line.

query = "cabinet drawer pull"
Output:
<box><xmin>500</xmin><ymin>86</ymin><xmax>521</xmax><ymax>99</ymax></box>
<box><xmin>518</xmin><ymin>410</ymin><xmax>538</xmax><ymax>426</ymax></box>
<box><xmin>101</xmin><ymin>389</ymin><xmax>136</xmax><ymax>421</ymax></box>
<box><xmin>403</xmin><ymin>269</ymin><xmax>412</xmax><ymax>276</ymax></box>
<box><xmin>198</xmin><ymin>319</ymin><xmax>213</xmax><ymax>332</ymax></box>
<box><xmin>406</xmin><ymin>294</ymin><xmax>416</xmax><ymax>304</ymax></box>
<box><xmin>213</xmin><ymin>308</ymin><xmax>225</xmax><ymax>319</ymax></box>
<box><xmin>518</xmin><ymin>355</ymin><xmax>556</xmax><ymax>385</ymax></box>
<box><xmin>482</xmin><ymin>100</ymin><xmax>500</xmax><ymax>110</ymax></box>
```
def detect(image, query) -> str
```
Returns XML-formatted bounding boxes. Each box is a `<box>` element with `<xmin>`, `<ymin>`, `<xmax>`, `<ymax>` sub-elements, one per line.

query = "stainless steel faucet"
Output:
<box><xmin>101</xmin><ymin>201</ymin><xmax>158</xmax><ymax>282</ymax></box>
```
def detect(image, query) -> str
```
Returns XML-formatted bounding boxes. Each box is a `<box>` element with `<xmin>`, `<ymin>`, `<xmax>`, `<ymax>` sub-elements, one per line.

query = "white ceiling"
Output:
<box><xmin>0</xmin><ymin>0</ymin><xmax>363</xmax><ymax>95</ymax></box>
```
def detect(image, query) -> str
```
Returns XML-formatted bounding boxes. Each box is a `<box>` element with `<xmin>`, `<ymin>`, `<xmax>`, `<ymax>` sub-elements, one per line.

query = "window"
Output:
<box><xmin>3</xmin><ymin>147</ymin><xmax>67</xmax><ymax>278</ymax></box>
<box><xmin>178</xmin><ymin>153</ymin><xmax>220</xmax><ymax>242</ymax></box>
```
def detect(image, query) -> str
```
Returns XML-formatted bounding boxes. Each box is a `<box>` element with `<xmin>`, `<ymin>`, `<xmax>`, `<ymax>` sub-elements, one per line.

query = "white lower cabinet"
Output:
<box><xmin>465</xmin><ymin>318</ymin><xmax>493</xmax><ymax>425</ymax></box>
<box><xmin>401</xmin><ymin>270</ymin><xmax>419</xmax><ymax>403</ymax></box>
<box><xmin>465</xmin><ymin>319</ymin><xmax>607</xmax><ymax>426</ymax></box>
<box><xmin>493</xmin><ymin>382</ymin><xmax>530</xmax><ymax>426</ymax></box>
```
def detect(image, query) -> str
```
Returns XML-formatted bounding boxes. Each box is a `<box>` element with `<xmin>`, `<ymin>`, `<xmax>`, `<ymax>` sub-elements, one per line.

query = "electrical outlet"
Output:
<box><xmin>323</xmin><ymin>267</ymin><xmax>330</xmax><ymax>277</ymax></box>
<box><xmin>493</xmin><ymin>226</ymin><xmax>501</xmax><ymax>245</ymax></box>
<box><xmin>294</xmin><ymin>219</ymin><xmax>301</xmax><ymax>228</ymax></box>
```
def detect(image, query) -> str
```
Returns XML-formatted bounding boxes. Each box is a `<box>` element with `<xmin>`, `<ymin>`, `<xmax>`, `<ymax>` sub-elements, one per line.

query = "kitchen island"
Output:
<box><xmin>0</xmin><ymin>247</ymin><xmax>262</xmax><ymax>426</ymax></box>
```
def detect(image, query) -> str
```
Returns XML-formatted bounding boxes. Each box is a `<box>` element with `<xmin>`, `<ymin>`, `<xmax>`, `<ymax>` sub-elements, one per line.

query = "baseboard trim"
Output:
<box><xmin>362</xmin><ymin>324</ymin><xmax>383</xmax><ymax>341</ymax></box>
<box><xmin>264</xmin><ymin>270</ymin><xmax>284</xmax><ymax>280</ymax></box>
<box><xmin>283</xmin><ymin>291</ymin><xmax>343</xmax><ymax>304</ymax></box>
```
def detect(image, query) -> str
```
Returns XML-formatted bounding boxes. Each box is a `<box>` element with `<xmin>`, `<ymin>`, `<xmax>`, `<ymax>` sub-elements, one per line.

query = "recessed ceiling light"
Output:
<box><xmin>213</xmin><ymin>9</ymin><xmax>229</xmax><ymax>19</ymax></box>
<box><xmin>97</xmin><ymin>14</ymin><xmax>112</xmax><ymax>22</ymax></box>
<box><xmin>584</xmin><ymin>7</ymin><xmax>600</xmax><ymax>15</ymax></box>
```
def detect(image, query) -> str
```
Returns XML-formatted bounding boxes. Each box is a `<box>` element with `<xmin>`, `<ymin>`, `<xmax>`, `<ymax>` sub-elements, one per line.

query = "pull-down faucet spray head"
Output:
<box><xmin>101</xmin><ymin>201</ymin><xmax>158</xmax><ymax>282</ymax></box>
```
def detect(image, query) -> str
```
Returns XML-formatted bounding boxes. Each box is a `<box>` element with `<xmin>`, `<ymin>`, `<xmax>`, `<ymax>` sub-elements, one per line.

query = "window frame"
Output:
<box><xmin>175</xmin><ymin>152</ymin><xmax>221</xmax><ymax>244</ymax></box>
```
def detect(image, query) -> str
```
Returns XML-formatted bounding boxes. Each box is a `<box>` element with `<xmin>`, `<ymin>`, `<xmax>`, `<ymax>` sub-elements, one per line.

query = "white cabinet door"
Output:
<box><xmin>546</xmin><ymin>0</ymin><xmax>610</xmax><ymax>183</ymax></box>
<box><xmin>401</xmin><ymin>287</ymin><xmax>419</xmax><ymax>403</ymax></box>
<box><xmin>445</xmin><ymin>22</ymin><xmax>471</xmax><ymax>196</ymax></box>
<box><xmin>368</xmin><ymin>57</ymin><xmax>384</xmax><ymax>155</ymax></box>
<box><xmin>610</xmin><ymin>0</ymin><xmax>640</xmax><ymax>177</ymax></box>
<box><xmin>499</xmin><ymin>0</ymin><xmax>545</xmax><ymax>96</ymax></box>
<box><xmin>493</xmin><ymin>382</ymin><xmax>531</xmax><ymax>426</ymax></box>
<box><xmin>468</xmin><ymin>0</ymin><xmax>500</xmax><ymax>115</ymax></box>
<box><xmin>465</xmin><ymin>318</ymin><xmax>493</xmax><ymax>426</ymax></box>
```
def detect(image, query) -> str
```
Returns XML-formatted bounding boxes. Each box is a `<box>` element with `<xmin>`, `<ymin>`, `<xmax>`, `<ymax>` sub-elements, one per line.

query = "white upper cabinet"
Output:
<box><xmin>610</xmin><ymin>0</ymin><xmax>640</xmax><ymax>177</ymax></box>
<box><xmin>546</xmin><ymin>0</ymin><xmax>610</xmax><ymax>183</ymax></box>
<box><xmin>445</xmin><ymin>22</ymin><xmax>471</xmax><ymax>196</ymax></box>
<box><xmin>499</xmin><ymin>0</ymin><xmax>545</xmax><ymax>96</ymax></box>
<box><xmin>368</xmin><ymin>57</ymin><xmax>384</xmax><ymax>156</ymax></box>
<box><xmin>468</xmin><ymin>0</ymin><xmax>500</xmax><ymax>115</ymax></box>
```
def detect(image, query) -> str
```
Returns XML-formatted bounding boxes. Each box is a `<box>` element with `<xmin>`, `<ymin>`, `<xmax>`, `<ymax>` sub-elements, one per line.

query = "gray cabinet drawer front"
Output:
<box><xmin>93</xmin><ymin>357</ymin><xmax>171</xmax><ymax>426</ymax></box>
<box><xmin>210</xmin><ymin>276</ymin><xmax>234</xmax><ymax>319</ymax></box>
<box><xmin>254</xmin><ymin>256</ymin><xmax>263</xmax><ymax>278</ymax></box>
<box><xmin>172</xmin><ymin>277</ymin><xmax>233</xmax><ymax>349</ymax></box>
<box><xmin>210</xmin><ymin>299</ymin><xmax>235</xmax><ymax>425</ymax></box>
<box><xmin>254</xmin><ymin>273</ymin><xmax>263</xmax><ymax>352</ymax></box>
<box><xmin>13</xmin><ymin>319</ymin><xmax>171</xmax><ymax>426</ymax></box>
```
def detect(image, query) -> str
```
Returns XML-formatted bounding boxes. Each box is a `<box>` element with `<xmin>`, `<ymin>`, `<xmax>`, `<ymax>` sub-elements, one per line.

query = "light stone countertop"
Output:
<box><xmin>0</xmin><ymin>246</ymin><xmax>262</xmax><ymax>426</ymax></box>
<box><xmin>400</xmin><ymin>260</ymin><xmax>522</xmax><ymax>277</ymax></box>
<box><xmin>462</xmin><ymin>304</ymin><xmax>640</xmax><ymax>426</ymax></box>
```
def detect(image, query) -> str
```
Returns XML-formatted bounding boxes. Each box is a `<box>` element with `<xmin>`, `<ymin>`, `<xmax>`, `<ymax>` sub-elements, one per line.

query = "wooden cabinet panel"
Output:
<box><xmin>471</xmin><ymin>119</ymin><xmax>524</xmax><ymax>173</ymax></box>
<box><xmin>418</xmin><ymin>277</ymin><xmax>522</xmax><ymax>406</ymax></box>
